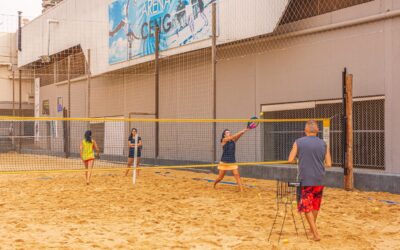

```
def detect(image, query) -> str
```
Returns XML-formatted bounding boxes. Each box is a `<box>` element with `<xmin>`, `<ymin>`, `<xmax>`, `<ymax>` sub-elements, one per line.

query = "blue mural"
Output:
<box><xmin>109</xmin><ymin>0</ymin><xmax>215</xmax><ymax>64</ymax></box>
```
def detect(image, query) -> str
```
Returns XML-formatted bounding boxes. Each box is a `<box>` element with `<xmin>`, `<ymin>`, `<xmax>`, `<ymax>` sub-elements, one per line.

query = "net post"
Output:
<box><xmin>344</xmin><ymin>74</ymin><xmax>354</xmax><ymax>191</ymax></box>
<box><xmin>133</xmin><ymin>133</ymin><xmax>138</xmax><ymax>185</ymax></box>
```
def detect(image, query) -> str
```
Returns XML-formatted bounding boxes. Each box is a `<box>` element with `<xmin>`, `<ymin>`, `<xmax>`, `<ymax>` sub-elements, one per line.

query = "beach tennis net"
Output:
<box><xmin>0</xmin><ymin>117</ymin><xmax>330</xmax><ymax>174</ymax></box>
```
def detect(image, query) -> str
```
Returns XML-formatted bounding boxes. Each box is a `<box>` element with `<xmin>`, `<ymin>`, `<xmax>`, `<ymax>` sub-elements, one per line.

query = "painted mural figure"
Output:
<box><xmin>175</xmin><ymin>0</ymin><xmax>186</xmax><ymax>30</ymax></box>
<box><xmin>108</xmin><ymin>0</ymin><xmax>215</xmax><ymax>64</ymax></box>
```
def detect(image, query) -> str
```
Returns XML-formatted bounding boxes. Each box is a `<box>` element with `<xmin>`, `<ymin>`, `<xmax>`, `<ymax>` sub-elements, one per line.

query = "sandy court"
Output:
<box><xmin>0</xmin><ymin>155</ymin><xmax>399</xmax><ymax>249</ymax></box>
<box><xmin>0</xmin><ymin>152</ymin><xmax>118</xmax><ymax>171</ymax></box>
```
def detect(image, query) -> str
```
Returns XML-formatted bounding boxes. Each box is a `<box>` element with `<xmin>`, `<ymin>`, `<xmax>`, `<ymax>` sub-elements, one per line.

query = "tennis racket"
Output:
<box><xmin>247</xmin><ymin>116</ymin><xmax>259</xmax><ymax>129</ymax></box>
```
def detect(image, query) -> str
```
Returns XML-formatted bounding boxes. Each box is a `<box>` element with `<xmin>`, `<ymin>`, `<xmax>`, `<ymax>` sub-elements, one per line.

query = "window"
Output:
<box><xmin>262</xmin><ymin>97</ymin><xmax>384</xmax><ymax>170</ymax></box>
<box><xmin>42</xmin><ymin>100</ymin><xmax>50</xmax><ymax>115</ymax></box>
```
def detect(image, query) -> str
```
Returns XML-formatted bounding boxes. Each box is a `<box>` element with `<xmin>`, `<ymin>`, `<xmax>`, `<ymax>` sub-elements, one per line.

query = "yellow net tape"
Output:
<box><xmin>0</xmin><ymin>161</ymin><xmax>290</xmax><ymax>175</ymax></box>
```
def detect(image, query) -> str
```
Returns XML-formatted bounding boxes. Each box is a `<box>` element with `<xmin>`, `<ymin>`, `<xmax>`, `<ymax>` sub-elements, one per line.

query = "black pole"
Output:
<box><xmin>63</xmin><ymin>107</ymin><xmax>69</xmax><ymax>158</ymax></box>
<box><xmin>212</xmin><ymin>3</ymin><xmax>217</xmax><ymax>164</ymax></box>
<box><xmin>18</xmin><ymin>11</ymin><xmax>22</xmax><ymax>51</ymax></box>
<box><xmin>18</xmin><ymin>69</ymin><xmax>22</xmax><ymax>153</ymax></box>
<box><xmin>67</xmin><ymin>56</ymin><xmax>71</xmax><ymax>158</ymax></box>
<box><xmin>342</xmin><ymin>68</ymin><xmax>347</xmax><ymax>175</ymax></box>
<box><xmin>17</xmin><ymin>11</ymin><xmax>22</xmax><ymax>115</ymax></box>
<box><xmin>18</xmin><ymin>11</ymin><xmax>22</xmax><ymax>153</ymax></box>
<box><xmin>155</xmin><ymin>25</ymin><xmax>160</xmax><ymax>160</ymax></box>
<box><xmin>12</xmin><ymin>71</ymin><xmax>15</xmax><ymax>116</ymax></box>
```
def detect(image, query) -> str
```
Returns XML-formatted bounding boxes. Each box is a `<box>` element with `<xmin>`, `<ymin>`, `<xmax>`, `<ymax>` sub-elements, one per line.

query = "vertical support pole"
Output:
<box><xmin>18</xmin><ymin>11</ymin><xmax>22</xmax><ymax>118</ymax></box>
<box><xmin>68</xmin><ymin>55</ymin><xmax>71</xmax><ymax>118</ymax></box>
<box><xmin>18</xmin><ymin>70</ymin><xmax>22</xmax><ymax>153</ymax></box>
<box><xmin>12</xmin><ymin>70</ymin><xmax>15</xmax><ymax>151</ymax></box>
<box><xmin>342</xmin><ymin>68</ymin><xmax>347</xmax><ymax>174</ymax></box>
<box><xmin>54</xmin><ymin>61</ymin><xmax>57</xmax><ymax>84</ymax></box>
<box><xmin>63</xmin><ymin>107</ymin><xmax>69</xmax><ymax>158</ymax></box>
<box><xmin>18</xmin><ymin>70</ymin><xmax>22</xmax><ymax>117</ymax></box>
<box><xmin>87</xmin><ymin>49</ymin><xmax>91</xmax><ymax>121</ymax></box>
<box><xmin>18</xmin><ymin>11</ymin><xmax>23</xmax><ymax>153</ymax></box>
<box><xmin>344</xmin><ymin>74</ymin><xmax>354</xmax><ymax>191</ymax></box>
<box><xmin>212</xmin><ymin>2</ymin><xmax>217</xmax><ymax>163</ymax></box>
<box><xmin>18</xmin><ymin>11</ymin><xmax>22</xmax><ymax>52</ymax></box>
<box><xmin>67</xmin><ymin>55</ymin><xmax>71</xmax><ymax>158</ymax></box>
<box><xmin>155</xmin><ymin>25</ymin><xmax>160</xmax><ymax>160</ymax></box>
<box><xmin>12</xmin><ymin>70</ymin><xmax>15</xmax><ymax>116</ymax></box>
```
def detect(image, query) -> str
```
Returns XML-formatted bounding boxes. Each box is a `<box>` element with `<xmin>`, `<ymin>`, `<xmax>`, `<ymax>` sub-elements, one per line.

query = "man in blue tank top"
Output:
<box><xmin>288</xmin><ymin>120</ymin><xmax>332</xmax><ymax>241</ymax></box>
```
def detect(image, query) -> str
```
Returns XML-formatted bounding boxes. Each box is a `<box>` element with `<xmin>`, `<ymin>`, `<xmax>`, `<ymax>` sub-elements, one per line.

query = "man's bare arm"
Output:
<box><xmin>325</xmin><ymin>145</ymin><xmax>332</xmax><ymax>167</ymax></box>
<box><xmin>288</xmin><ymin>142</ymin><xmax>298</xmax><ymax>163</ymax></box>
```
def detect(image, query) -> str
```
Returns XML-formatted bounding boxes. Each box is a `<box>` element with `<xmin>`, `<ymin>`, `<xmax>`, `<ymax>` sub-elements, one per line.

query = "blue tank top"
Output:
<box><xmin>296</xmin><ymin>136</ymin><xmax>326</xmax><ymax>186</ymax></box>
<box><xmin>221</xmin><ymin>140</ymin><xmax>236</xmax><ymax>163</ymax></box>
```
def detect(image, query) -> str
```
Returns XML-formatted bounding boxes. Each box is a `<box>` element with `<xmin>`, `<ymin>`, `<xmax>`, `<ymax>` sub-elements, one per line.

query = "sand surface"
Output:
<box><xmin>0</xmin><ymin>155</ymin><xmax>399</xmax><ymax>249</ymax></box>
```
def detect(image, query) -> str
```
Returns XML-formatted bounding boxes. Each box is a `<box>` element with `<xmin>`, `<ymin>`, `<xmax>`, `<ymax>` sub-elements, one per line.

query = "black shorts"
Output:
<box><xmin>129</xmin><ymin>150</ymin><xmax>141</xmax><ymax>158</ymax></box>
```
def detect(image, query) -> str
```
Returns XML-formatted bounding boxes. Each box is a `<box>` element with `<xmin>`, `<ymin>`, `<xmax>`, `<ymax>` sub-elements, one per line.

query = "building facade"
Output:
<box><xmin>0</xmin><ymin>31</ymin><xmax>34</xmax><ymax>115</ymax></box>
<box><xmin>17</xmin><ymin>0</ymin><xmax>400</xmax><ymax>184</ymax></box>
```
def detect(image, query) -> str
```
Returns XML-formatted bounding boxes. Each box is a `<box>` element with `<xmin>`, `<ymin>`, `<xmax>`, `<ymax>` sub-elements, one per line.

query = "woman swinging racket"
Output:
<box><xmin>213</xmin><ymin>127</ymin><xmax>250</xmax><ymax>192</ymax></box>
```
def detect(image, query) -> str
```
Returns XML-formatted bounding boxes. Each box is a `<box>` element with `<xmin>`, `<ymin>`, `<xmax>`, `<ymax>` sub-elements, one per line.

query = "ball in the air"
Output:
<box><xmin>248</xmin><ymin>123</ymin><xmax>257</xmax><ymax>129</ymax></box>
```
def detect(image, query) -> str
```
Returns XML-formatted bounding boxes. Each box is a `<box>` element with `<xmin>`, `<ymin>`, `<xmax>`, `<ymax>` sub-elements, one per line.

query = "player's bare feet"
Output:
<box><xmin>311</xmin><ymin>232</ymin><xmax>321</xmax><ymax>241</ymax></box>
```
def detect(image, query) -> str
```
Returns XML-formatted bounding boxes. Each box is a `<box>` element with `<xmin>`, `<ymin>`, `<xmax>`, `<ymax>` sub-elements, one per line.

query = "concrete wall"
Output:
<box><xmin>217</xmin><ymin>3</ymin><xmax>400</xmax><ymax>173</ymax></box>
<box><xmin>0</xmin><ymin>32</ymin><xmax>16</xmax><ymax>65</ymax></box>
<box><xmin>255</xmin><ymin>22</ymin><xmax>386</xmax><ymax>104</ymax></box>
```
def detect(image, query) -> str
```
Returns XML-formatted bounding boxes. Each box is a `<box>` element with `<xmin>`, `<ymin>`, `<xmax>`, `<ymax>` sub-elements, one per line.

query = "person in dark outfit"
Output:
<box><xmin>125</xmin><ymin>128</ymin><xmax>143</xmax><ymax>177</ymax></box>
<box><xmin>214</xmin><ymin>127</ymin><xmax>249</xmax><ymax>192</ymax></box>
<box><xmin>288</xmin><ymin>120</ymin><xmax>332</xmax><ymax>241</ymax></box>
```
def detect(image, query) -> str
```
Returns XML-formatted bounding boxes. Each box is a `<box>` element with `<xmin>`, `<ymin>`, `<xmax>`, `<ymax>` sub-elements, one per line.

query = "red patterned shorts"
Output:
<box><xmin>298</xmin><ymin>186</ymin><xmax>324</xmax><ymax>213</ymax></box>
